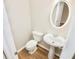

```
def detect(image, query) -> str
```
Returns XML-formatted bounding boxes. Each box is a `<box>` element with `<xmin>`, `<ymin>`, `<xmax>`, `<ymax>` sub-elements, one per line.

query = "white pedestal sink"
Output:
<box><xmin>43</xmin><ymin>33</ymin><xmax>65</xmax><ymax>59</ymax></box>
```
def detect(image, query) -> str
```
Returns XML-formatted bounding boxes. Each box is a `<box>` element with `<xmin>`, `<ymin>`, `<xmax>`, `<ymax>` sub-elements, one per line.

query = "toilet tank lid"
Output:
<box><xmin>32</xmin><ymin>31</ymin><xmax>44</xmax><ymax>36</ymax></box>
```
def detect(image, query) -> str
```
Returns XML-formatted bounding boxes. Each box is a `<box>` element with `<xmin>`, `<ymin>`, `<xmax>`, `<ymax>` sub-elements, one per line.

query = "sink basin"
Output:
<box><xmin>43</xmin><ymin>34</ymin><xmax>65</xmax><ymax>48</ymax></box>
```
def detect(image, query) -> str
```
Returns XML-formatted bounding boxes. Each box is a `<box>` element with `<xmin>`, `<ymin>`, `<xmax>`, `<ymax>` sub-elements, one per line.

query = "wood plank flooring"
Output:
<box><xmin>18</xmin><ymin>46</ymin><xmax>59</xmax><ymax>59</ymax></box>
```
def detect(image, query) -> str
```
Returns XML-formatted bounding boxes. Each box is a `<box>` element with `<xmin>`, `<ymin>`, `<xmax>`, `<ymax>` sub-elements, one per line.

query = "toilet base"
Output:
<box><xmin>28</xmin><ymin>47</ymin><xmax>38</xmax><ymax>54</ymax></box>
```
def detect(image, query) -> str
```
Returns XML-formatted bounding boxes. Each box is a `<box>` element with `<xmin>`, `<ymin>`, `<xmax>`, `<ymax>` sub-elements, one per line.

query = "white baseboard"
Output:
<box><xmin>38</xmin><ymin>44</ymin><xmax>49</xmax><ymax>51</ymax></box>
<box><xmin>17</xmin><ymin>46</ymin><xmax>25</xmax><ymax>53</ymax></box>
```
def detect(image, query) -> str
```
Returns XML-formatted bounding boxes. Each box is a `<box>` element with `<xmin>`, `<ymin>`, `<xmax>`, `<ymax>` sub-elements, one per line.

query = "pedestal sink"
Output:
<box><xmin>47</xmin><ymin>0</ymin><xmax>70</xmax><ymax>59</ymax></box>
<box><xmin>43</xmin><ymin>33</ymin><xmax>65</xmax><ymax>59</ymax></box>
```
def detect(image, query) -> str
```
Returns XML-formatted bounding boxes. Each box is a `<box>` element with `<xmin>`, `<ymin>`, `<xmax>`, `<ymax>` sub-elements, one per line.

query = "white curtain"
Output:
<box><xmin>3</xmin><ymin>5</ymin><xmax>18</xmax><ymax>59</ymax></box>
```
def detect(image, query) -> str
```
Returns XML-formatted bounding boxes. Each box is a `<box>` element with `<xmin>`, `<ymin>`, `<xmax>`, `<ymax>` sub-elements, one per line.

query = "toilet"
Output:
<box><xmin>25</xmin><ymin>31</ymin><xmax>43</xmax><ymax>54</ymax></box>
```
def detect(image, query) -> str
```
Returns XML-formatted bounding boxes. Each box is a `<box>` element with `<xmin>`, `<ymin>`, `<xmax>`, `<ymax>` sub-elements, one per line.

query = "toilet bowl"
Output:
<box><xmin>25</xmin><ymin>40</ymin><xmax>38</xmax><ymax>54</ymax></box>
<box><xmin>25</xmin><ymin>31</ymin><xmax>43</xmax><ymax>54</ymax></box>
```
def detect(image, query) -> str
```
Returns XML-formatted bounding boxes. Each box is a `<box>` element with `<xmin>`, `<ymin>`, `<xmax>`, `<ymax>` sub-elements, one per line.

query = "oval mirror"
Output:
<box><xmin>51</xmin><ymin>2</ymin><xmax>69</xmax><ymax>27</ymax></box>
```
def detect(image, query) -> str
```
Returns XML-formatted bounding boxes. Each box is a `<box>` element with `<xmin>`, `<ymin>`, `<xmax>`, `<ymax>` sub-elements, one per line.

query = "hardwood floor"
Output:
<box><xmin>18</xmin><ymin>46</ymin><xmax>59</xmax><ymax>59</ymax></box>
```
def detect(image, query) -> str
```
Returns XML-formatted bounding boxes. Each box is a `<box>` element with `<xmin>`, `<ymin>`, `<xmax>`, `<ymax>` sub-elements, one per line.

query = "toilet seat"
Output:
<box><xmin>25</xmin><ymin>40</ymin><xmax>38</xmax><ymax>54</ymax></box>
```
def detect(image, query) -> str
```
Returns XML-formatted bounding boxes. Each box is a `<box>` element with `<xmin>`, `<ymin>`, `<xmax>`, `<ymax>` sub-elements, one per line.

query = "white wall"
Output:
<box><xmin>4</xmin><ymin>0</ymin><xmax>32</xmax><ymax>50</ymax></box>
<box><xmin>60</xmin><ymin>19</ymin><xmax>75</xmax><ymax>59</ymax></box>
<box><xmin>60</xmin><ymin>1</ymin><xmax>75</xmax><ymax>58</ymax></box>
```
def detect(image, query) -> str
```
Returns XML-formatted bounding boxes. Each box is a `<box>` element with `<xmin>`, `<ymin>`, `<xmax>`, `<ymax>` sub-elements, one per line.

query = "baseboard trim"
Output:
<box><xmin>17</xmin><ymin>46</ymin><xmax>25</xmax><ymax>53</ymax></box>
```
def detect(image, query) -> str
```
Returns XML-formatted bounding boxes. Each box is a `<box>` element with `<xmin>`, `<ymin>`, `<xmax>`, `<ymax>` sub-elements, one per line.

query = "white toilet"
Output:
<box><xmin>25</xmin><ymin>31</ymin><xmax>43</xmax><ymax>54</ymax></box>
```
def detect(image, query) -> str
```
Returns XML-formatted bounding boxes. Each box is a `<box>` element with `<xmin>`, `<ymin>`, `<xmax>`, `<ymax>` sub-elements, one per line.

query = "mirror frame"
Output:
<box><xmin>50</xmin><ymin>0</ymin><xmax>71</xmax><ymax>29</ymax></box>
